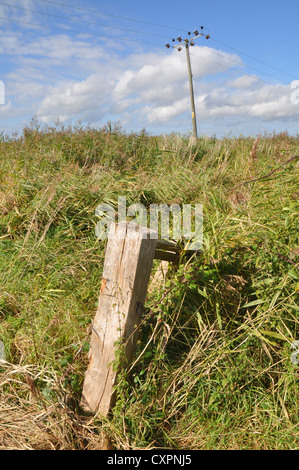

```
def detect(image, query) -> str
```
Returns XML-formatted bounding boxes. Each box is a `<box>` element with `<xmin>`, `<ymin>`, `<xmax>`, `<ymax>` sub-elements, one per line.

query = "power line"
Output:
<box><xmin>4</xmin><ymin>0</ymin><xmax>295</xmax><ymax>84</ymax></box>
<box><xmin>36</xmin><ymin>0</ymin><xmax>188</xmax><ymax>33</ymax></box>
<box><xmin>0</xmin><ymin>1</ymin><xmax>170</xmax><ymax>39</ymax></box>
<box><xmin>165</xmin><ymin>29</ymin><xmax>291</xmax><ymax>86</ymax></box>
<box><xmin>37</xmin><ymin>0</ymin><xmax>296</xmax><ymax>82</ymax></box>
<box><xmin>197</xmin><ymin>48</ymin><xmax>290</xmax><ymax>84</ymax></box>
<box><xmin>165</xmin><ymin>29</ymin><xmax>291</xmax><ymax>138</ymax></box>
<box><xmin>189</xmin><ymin>49</ymin><xmax>290</xmax><ymax>85</ymax></box>
<box><xmin>209</xmin><ymin>37</ymin><xmax>297</xmax><ymax>81</ymax></box>
<box><xmin>189</xmin><ymin>50</ymin><xmax>287</xmax><ymax>87</ymax></box>
<box><xmin>166</xmin><ymin>29</ymin><xmax>211</xmax><ymax>138</ymax></box>
<box><xmin>0</xmin><ymin>3</ymin><xmax>293</xmax><ymax>87</ymax></box>
<box><xmin>197</xmin><ymin>25</ymin><xmax>297</xmax><ymax>81</ymax></box>
<box><xmin>166</xmin><ymin>33</ymin><xmax>291</xmax><ymax>86</ymax></box>
<box><xmin>0</xmin><ymin>9</ymin><xmax>290</xmax><ymax>86</ymax></box>
<box><xmin>0</xmin><ymin>15</ymin><xmax>162</xmax><ymax>47</ymax></box>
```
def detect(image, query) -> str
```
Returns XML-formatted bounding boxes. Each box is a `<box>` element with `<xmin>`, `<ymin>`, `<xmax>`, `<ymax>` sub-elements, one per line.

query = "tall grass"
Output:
<box><xmin>0</xmin><ymin>121</ymin><xmax>298</xmax><ymax>449</ymax></box>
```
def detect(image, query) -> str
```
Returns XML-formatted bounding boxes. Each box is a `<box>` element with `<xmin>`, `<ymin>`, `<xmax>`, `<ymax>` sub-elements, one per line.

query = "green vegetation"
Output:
<box><xmin>0</xmin><ymin>120</ymin><xmax>298</xmax><ymax>449</ymax></box>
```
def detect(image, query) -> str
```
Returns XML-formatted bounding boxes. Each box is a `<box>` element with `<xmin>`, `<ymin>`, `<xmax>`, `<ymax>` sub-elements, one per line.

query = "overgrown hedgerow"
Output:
<box><xmin>0</xmin><ymin>120</ymin><xmax>298</xmax><ymax>449</ymax></box>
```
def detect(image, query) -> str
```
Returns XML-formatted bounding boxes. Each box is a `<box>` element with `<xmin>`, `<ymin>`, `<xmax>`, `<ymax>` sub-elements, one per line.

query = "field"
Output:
<box><xmin>0</xmin><ymin>121</ymin><xmax>298</xmax><ymax>450</ymax></box>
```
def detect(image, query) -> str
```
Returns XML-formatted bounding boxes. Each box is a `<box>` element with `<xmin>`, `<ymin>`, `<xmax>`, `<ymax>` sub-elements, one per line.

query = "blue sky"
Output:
<box><xmin>0</xmin><ymin>0</ymin><xmax>299</xmax><ymax>137</ymax></box>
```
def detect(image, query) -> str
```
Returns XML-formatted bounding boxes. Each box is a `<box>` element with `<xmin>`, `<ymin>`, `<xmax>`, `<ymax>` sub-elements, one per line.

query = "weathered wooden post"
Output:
<box><xmin>81</xmin><ymin>221</ymin><xmax>179</xmax><ymax>416</ymax></box>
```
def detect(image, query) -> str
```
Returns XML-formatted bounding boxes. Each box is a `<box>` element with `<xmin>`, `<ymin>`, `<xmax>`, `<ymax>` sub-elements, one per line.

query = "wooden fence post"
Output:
<box><xmin>81</xmin><ymin>222</ymin><xmax>159</xmax><ymax>416</ymax></box>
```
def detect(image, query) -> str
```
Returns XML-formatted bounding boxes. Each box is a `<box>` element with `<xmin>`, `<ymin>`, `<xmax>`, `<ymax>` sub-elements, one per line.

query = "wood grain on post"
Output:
<box><xmin>81</xmin><ymin>222</ymin><xmax>158</xmax><ymax>416</ymax></box>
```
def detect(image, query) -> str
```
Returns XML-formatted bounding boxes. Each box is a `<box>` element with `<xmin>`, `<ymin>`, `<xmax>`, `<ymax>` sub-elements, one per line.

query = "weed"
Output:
<box><xmin>0</xmin><ymin>122</ymin><xmax>298</xmax><ymax>449</ymax></box>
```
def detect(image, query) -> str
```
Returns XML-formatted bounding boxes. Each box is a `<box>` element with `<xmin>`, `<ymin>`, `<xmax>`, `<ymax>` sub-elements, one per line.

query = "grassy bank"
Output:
<box><xmin>0</xmin><ymin>122</ymin><xmax>298</xmax><ymax>449</ymax></box>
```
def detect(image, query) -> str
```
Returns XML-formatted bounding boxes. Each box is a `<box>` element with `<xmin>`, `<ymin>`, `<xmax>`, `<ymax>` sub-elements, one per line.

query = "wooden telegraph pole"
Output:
<box><xmin>165</xmin><ymin>27</ymin><xmax>210</xmax><ymax>139</ymax></box>
<box><xmin>185</xmin><ymin>38</ymin><xmax>198</xmax><ymax>139</ymax></box>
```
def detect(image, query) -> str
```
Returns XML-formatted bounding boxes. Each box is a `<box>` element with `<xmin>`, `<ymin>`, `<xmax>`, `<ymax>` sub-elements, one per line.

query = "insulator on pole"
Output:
<box><xmin>164</xmin><ymin>24</ymin><xmax>210</xmax><ymax>139</ymax></box>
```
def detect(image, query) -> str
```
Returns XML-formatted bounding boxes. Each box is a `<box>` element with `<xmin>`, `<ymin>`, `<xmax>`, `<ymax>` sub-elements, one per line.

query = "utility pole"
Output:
<box><xmin>165</xmin><ymin>27</ymin><xmax>210</xmax><ymax>139</ymax></box>
<box><xmin>185</xmin><ymin>38</ymin><xmax>197</xmax><ymax>138</ymax></box>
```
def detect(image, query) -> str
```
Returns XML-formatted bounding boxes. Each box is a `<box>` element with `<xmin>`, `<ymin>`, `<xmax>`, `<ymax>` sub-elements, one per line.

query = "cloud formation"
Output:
<box><xmin>1</xmin><ymin>22</ymin><xmax>298</xmax><ymax>136</ymax></box>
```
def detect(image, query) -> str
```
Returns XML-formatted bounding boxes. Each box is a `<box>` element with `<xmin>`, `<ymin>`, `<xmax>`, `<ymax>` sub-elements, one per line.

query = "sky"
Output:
<box><xmin>0</xmin><ymin>0</ymin><xmax>299</xmax><ymax>138</ymax></box>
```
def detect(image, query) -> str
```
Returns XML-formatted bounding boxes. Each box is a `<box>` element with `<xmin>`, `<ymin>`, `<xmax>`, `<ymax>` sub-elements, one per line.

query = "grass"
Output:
<box><xmin>0</xmin><ymin>120</ymin><xmax>298</xmax><ymax>449</ymax></box>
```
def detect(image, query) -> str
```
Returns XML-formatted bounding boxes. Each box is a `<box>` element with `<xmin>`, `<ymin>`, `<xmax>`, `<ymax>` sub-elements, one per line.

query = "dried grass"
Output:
<box><xmin>0</xmin><ymin>362</ymin><xmax>112</xmax><ymax>450</ymax></box>
<box><xmin>0</xmin><ymin>128</ymin><xmax>298</xmax><ymax>450</ymax></box>
<box><xmin>250</xmin><ymin>134</ymin><xmax>261</xmax><ymax>160</ymax></box>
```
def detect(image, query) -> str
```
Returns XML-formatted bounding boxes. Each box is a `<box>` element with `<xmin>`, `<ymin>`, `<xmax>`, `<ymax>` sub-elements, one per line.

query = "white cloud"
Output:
<box><xmin>113</xmin><ymin>46</ymin><xmax>242</xmax><ymax>102</ymax></box>
<box><xmin>114</xmin><ymin>70</ymin><xmax>136</xmax><ymax>98</ymax></box>
<box><xmin>0</xmin><ymin>23</ymin><xmax>298</xmax><ymax>136</ymax></box>
<box><xmin>198</xmin><ymin>81</ymin><xmax>298</xmax><ymax>123</ymax></box>
<box><xmin>189</xmin><ymin>46</ymin><xmax>243</xmax><ymax>77</ymax></box>
<box><xmin>147</xmin><ymin>98</ymin><xmax>190</xmax><ymax>123</ymax></box>
<box><xmin>38</xmin><ymin>74</ymin><xmax>114</xmax><ymax>122</ymax></box>
<box><xmin>0</xmin><ymin>0</ymin><xmax>36</xmax><ymax>24</ymax></box>
<box><xmin>228</xmin><ymin>75</ymin><xmax>260</xmax><ymax>89</ymax></box>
